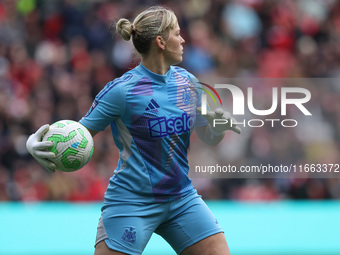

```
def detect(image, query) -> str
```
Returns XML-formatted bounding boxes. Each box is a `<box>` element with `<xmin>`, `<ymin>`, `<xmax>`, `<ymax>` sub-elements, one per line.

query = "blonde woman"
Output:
<box><xmin>26</xmin><ymin>6</ymin><xmax>240</xmax><ymax>255</ymax></box>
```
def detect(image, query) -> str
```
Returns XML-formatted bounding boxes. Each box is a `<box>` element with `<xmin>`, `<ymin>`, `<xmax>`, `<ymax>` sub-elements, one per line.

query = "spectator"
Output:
<box><xmin>1</xmin><ymin>0</ymin><xmax>340</xmax><ymax>202</ymax></box>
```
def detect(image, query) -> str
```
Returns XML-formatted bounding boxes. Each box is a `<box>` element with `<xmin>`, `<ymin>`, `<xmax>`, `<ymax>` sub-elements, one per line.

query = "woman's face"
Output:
<box><xmin>164</xmin><ymin>24</ymin><xmax>185</xmax><ymax>65</ymax></box>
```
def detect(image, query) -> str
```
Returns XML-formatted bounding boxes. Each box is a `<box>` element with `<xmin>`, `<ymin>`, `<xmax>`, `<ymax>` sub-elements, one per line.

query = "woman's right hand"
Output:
<box><xmin>26</xmin><ymin>124</ymin><xmax>56</xmax><ymax>173</ymax></box>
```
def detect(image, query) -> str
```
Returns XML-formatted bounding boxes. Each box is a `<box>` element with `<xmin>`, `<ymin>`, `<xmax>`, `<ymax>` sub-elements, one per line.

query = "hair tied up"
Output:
<box><xmin>114</xmin><ymin>6</ymin><xmax>177</xmax><ymax>54</ymax></box>
<box><xmin>116</xmin><ymin>18</ymin><xmax>133</xmax><ymax>41</ymax></box>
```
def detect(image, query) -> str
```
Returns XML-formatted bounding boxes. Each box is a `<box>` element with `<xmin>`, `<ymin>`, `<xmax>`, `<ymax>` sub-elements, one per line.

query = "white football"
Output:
<box><xmin>42</xmin><ymin>120</ymin><xmax>94</xmax><ymax>172</ymax></box>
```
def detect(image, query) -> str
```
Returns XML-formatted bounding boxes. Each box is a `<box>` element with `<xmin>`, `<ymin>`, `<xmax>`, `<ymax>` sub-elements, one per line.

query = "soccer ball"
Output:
<box><xmin>42</xmin><ymin>120</ymin><xmax>94</xmax><ymax>172</ymax></box>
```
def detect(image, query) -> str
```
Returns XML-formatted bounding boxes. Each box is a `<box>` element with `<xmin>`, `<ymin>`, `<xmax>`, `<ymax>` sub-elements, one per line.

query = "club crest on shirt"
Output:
<box><xmin>122</xmin><ymin>227</ymin><xmax>137</xmax><ymax>243</ymax></box>
<box><xmin>182</xmin><ymin>88</ymin><xmax>191</xmax><ymax>105</ymax></box>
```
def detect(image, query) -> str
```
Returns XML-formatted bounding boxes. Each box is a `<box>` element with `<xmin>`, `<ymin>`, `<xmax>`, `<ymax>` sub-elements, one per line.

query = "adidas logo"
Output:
<box><xmin>145</xmin><ymin>99</ymin><xmax>160</xmax><ymax>111</ymax></box>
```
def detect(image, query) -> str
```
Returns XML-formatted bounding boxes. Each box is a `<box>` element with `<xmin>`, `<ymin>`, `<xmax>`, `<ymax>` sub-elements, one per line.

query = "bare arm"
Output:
<box><xmin>88</xmin><ymin>128</ymin><xmax>99</xmax><ymax>137</ymax></box>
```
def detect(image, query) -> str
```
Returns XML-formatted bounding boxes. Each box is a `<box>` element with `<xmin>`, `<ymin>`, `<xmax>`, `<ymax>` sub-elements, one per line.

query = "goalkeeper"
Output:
<box><xmin>26</xmin><ymin>5</ymin><xmax>240</xmax><ymax>255</ymax></box>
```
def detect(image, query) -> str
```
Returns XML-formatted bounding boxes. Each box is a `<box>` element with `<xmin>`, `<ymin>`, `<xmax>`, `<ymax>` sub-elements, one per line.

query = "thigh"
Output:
<box><xmin>94</xmin><ymin>240</ymin><xmax>128</xmax><ymax>255</ymax></box>
<box><xmin>97</xmin><ymin>202</ymin><xmax>166</xmax><ymax>255</ymax></box>
<box><xmin>181</xmin><ymin>233</ymin><xmax>230</xmax><ymax>255</ymax></box>
<box><xmin>155</xmin><ymin>192</ymin><xmax>225</xmax><ymax>254</ymax></box>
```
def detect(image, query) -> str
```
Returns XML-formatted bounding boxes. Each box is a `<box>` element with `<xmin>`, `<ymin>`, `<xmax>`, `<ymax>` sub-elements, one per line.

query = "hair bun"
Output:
<box><xmin>116</xmin><ymin>18</ymin><xmax>133</xmax><ymax>41</ymax></box>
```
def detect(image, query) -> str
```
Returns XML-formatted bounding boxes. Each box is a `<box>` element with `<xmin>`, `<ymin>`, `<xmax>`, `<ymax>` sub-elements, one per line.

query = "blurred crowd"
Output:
<box><xmin>1</xmin><ymin>0</ymin><xmax>340</xmax><ymax>202</ymax></box>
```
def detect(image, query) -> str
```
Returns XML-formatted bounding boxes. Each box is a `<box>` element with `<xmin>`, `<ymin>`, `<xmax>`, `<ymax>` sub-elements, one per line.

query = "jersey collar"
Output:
<box><xmin>137</xmin><ymin>63</ymin><xmax>172</xmax><ymax>85</ymax></box>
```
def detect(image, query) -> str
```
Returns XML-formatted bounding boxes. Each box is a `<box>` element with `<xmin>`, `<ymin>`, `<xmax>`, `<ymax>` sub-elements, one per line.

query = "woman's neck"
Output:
<box><xmin>141</xmin><ymin>54</ymin><xmax>170</xmax><ymax>75</ymax></box>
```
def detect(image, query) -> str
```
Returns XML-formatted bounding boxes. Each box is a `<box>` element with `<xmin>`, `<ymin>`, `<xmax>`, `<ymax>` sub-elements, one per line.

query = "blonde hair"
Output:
<box><xmin>115</xmin><ymin>6</ymin><xmax>178</xmax><ymax>55</ymax></box>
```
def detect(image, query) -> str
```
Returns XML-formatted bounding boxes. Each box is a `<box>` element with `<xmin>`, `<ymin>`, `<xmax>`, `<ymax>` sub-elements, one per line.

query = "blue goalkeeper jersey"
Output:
<box><xmin>80</xmin><ymin>63</ymin><xmax>207</xmax><ymax>202</ymax></box>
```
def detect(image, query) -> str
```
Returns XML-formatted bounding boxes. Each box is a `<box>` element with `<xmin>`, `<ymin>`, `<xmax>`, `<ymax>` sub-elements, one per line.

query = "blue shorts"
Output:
<box><xmin>95</xmin><ymin>190</ymin><xmax>223</xmax><ymax>255</ymax></box>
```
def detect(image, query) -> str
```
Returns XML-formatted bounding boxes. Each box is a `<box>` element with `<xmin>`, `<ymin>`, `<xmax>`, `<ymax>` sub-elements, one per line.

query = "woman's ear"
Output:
<box><xmin>155</xmin><ymin>36</ymin><xmax>166</xmax><ymax>50</ymax></box>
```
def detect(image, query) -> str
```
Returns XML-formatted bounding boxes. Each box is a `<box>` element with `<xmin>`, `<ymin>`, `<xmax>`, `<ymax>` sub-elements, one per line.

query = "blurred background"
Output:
<box><xmin>1</xmin><ymin>0</ymin><xmax>340</xmax><ymax>254</ymax></box>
